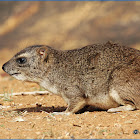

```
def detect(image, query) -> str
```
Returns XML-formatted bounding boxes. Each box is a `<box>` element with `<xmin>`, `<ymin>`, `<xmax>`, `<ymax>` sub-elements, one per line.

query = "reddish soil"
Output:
<box><xmin>0</xmin><ymin>49</ymin><xmax>140</xmax><ymax>139</ymax></box>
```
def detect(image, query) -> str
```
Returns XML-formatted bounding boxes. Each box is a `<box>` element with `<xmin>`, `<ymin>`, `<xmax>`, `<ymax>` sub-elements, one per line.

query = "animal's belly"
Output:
<box><xmin>86</xmin><ymin>94</ymin><xmax>119</xmax><ymax>110</ymax></box>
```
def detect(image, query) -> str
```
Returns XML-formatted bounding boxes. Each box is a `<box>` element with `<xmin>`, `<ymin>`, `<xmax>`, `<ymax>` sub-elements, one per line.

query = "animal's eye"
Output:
<box><xmin>16</xmin><ymin>57</ymin><xmax>27</xmax><ymax>64</ymax></box>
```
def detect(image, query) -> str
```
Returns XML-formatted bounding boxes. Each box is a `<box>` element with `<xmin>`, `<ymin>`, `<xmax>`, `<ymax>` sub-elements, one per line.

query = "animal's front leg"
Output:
<box><xmin>65</xmin><ymin>97</ymin><xmax>87</xmax><ymax>113</ymax></box>
<box><xmin>51</xmin><ymin>97</ymin><xmax>86</xmax><ymax>115</ymax></box>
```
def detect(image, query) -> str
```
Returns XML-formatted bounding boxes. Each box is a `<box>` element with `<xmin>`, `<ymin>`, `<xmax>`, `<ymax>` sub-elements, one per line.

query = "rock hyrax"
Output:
<box><xmin>2</xmin><ymin>41</ymin><xmax>140</xmax><ymax>113</ymax></box>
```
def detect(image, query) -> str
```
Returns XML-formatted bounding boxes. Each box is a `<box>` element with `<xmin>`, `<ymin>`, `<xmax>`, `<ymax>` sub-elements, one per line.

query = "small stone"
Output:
<box><xmin>36</xmin><ymin>131</ymin><xmax>41</xmax><ymax>135</ymax></box>
<box><xmin>14</xmin><ymin>116</ymin><xmax>25</xmax><ymax>122</ymax></box>
<box><xmin>124</xmin><ymin>120</ymin><xmax>133</xmax><ymax>124</ymax></box>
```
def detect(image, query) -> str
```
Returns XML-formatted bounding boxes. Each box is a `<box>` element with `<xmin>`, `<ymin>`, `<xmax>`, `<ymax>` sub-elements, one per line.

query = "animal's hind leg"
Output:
<box><xmin>108</xmin><ymin>88</ymin><xmax>137</xmax><ymax>113</ymax></box>
<box><xmin>107</xmin><ymin>104</ymin><xmax>136</xmax><ymax>113</ymax></box>
<box><xmin>109</xmin><ymin>66</ymin><xmax>140</xmax><ymax>113</ymax></box>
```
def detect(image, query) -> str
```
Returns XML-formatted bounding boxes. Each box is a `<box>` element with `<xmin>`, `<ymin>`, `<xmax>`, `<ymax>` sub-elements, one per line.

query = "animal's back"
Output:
<box><xmin>59</xmin><ymin>41</ymin><xmax>139</xmax><ymax>94</ymax></box>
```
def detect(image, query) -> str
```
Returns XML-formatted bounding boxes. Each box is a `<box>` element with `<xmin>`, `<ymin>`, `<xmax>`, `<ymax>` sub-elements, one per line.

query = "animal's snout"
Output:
<box><xmin>2</xmin><ymin>62</ymin><xmax>9</xmax><ymax>72</ymax></box>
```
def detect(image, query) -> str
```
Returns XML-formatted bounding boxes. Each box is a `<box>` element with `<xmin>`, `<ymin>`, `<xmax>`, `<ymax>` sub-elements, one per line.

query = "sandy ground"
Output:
<box><xmin>0</xmin><ymin>2</ymin><xmax>140</xmax><ymax>138</ymax></box>
<box><xmin>0</xmin><ymin>49</ymin><xmax>140</xmax><ymax>139</ymax></box>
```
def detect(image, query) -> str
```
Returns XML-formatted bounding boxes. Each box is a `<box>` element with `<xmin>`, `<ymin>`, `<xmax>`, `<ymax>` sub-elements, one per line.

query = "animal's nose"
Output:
<box><xmin>2</xmin><ymin>63</ymin><xmax>6</xmax><ymax>71</ymax></box>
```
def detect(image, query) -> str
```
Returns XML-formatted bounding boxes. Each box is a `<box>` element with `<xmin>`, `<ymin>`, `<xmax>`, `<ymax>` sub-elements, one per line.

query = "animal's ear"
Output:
<box><xmin>37</xmin><ymin>46</ymin><xmax>48</xmax><ymax>60</ymax></box>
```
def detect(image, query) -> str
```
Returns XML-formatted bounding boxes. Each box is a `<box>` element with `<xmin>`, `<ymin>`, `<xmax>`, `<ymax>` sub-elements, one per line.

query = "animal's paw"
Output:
<box><xmin>51</xmin><ymin>112</ymin><xmax>71</xmax><ymax>116</ymax></box>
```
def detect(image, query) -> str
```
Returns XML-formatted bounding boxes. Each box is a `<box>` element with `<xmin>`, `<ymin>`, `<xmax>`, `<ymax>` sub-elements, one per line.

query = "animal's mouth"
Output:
<box><xmin>10</xmin><ymin>72</ymin><xmax>21</xmax><ymax>76</ymax></box>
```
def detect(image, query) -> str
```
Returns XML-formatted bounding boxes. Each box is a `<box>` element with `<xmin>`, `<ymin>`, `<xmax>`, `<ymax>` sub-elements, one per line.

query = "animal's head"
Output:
<box><xmin>2</xmin><ymin>45</ymin><xmax>51</xmax><ymax>83</ymax></box>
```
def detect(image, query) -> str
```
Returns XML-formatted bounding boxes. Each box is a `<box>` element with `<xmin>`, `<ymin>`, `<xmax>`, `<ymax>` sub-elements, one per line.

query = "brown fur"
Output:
<box><xmin>2</xmin><ymin>41</ymin><xmax>140</xmax><ymax>113</ymax></box>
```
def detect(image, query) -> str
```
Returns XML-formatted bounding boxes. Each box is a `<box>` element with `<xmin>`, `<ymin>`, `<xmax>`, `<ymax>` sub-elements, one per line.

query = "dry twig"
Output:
<box><xmin>0</xmin><ymin>91</ymin><xmax>50</xmax><ymax>97</ymax></box>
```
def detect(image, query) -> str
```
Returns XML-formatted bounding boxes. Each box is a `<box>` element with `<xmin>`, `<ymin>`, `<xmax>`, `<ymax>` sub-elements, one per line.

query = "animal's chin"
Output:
<box><xmin>10</xmin><ymin>73</ymin><xmax>27</xmax><ymax>81</ymax></box>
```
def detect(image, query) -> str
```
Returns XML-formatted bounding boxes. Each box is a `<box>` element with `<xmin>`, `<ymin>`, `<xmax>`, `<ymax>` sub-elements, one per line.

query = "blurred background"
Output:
<box><xmin>0</xmin><ymin>1</ymin><xmax>140</xmax><ymax>73</ymax></box>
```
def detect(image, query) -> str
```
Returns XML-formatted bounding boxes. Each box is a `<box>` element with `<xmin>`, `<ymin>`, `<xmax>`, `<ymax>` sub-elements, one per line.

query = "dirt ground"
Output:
<box><xmin>0</xmin><ymin>49</ymin><xmax>140</xmax><ymax>139</ymax></box>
